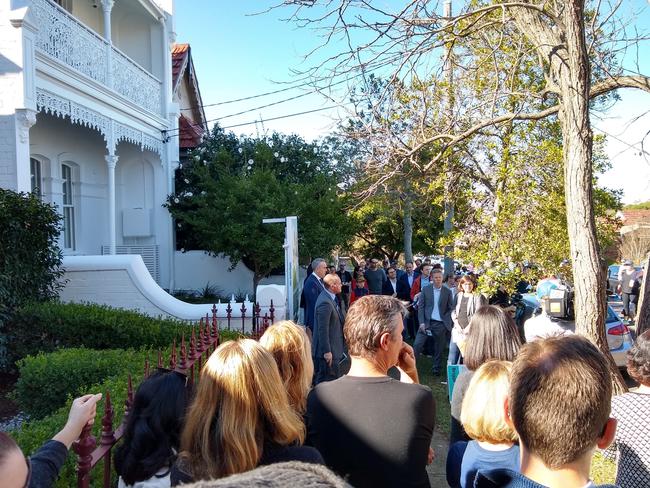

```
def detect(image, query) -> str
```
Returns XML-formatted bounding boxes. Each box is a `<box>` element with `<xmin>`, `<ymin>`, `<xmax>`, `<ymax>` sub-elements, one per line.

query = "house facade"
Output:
<box><xmin>1</xmin><ymin>0</ymin><xmax>179</xmax><ymax>289</ymax></box>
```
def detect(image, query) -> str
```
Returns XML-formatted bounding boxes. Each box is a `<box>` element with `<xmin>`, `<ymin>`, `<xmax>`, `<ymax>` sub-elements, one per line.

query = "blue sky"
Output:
<box><xmin>176</xmin><ymin>1</ymin><xmax>650</xmax><ymax>204</ymax></box>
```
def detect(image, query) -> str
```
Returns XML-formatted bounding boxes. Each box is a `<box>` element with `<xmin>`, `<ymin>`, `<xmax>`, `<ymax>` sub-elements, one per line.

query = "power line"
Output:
<box><xmin>179</xmin><ymin>55</ymin><xmax>403</xmax><ymax>113</ymax></box>
<box><xmin>221</xmin><ymin>105</ymin><xmax>340</xmax><ymax>129</ymax></box>
<box><xmin>163</xmin><ymin>104</ymin><xmax>342</xmax><ymax>140</ymax></box>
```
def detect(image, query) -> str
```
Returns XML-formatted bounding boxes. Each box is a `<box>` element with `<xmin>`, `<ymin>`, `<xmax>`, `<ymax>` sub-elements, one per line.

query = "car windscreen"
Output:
<box><xmin>609</xmin><ymin>266</ymin><xmax>619</xmax><ymax>278</ymax></box>
<box><xmin>606</xmin><ymin>306</ymin><xmax>619</xmax><ymax>323</ymax></box>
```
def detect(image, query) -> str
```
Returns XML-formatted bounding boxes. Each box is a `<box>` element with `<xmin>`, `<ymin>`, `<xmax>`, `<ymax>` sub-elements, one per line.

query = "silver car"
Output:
<box><xmin>521</xmin><ymin>294</ymin><xmax>633</xmax><ymax>368</ymax></box>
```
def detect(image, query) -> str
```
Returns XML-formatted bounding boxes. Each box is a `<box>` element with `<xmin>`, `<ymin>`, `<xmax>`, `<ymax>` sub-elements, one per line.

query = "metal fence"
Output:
<box><xmin>72</xmin><ymin>301</ymin><xmax>275</xmax><ymax>487</ymax></box>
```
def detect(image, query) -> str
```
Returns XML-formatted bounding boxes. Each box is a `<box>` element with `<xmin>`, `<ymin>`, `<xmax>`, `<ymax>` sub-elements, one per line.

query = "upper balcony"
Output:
<box><xmin>31</xmin><ymin>0</ymin><xmax>166</xmax><ymax>117</ymax></box>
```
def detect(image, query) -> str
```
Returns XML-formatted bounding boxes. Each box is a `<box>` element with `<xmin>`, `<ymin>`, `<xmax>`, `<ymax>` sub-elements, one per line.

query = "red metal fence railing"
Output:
<box><xmin>72</xmin><ymin>300</ymin><xmax>275</xmax><ymax>487</ymax></box>
<box><xmin>209</xmin><ymin>300</ymin><xmax>275</xmax><ymax>335</ymax></box>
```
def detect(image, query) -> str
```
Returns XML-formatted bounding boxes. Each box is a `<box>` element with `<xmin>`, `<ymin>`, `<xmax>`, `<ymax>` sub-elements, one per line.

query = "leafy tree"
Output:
<box><xmin>0</xmin><ymin>189</ymin><xmax>63</xmax><ymax>369</ymax></box>
<box><xmin>0</xmin><ymin>189</ymin><xmax>63</xmax><ymax>316</ymax></box>
<box><xmin>166</xmin><ymin>127</ymin><xmax>354</xmax><ymax>291</ymax></box>
<box><xmin>277</xmin><ymin>0</ymin><xmax>650</xmax><ymax>390</ymax></box>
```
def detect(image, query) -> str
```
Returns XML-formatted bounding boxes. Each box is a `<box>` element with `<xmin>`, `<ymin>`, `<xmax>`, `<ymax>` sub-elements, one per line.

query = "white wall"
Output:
<box><xmin>59</xmin><ymin>255</ymin><xmax>284</xmax><ymax>327</ymax></box>
<box><xmin>174</xmin><ymin>251</ymin><xmax>255</xmax><ymax>296</ymax></box>
<box><xmin>174</xmin><ymin>251</ymin><xmax>306</xmax><ymax>297</ymax></box>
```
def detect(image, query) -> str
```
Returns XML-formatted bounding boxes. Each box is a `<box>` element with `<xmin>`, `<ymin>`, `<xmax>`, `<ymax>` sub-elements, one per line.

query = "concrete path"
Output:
<box><xmin>427</xmin><ymin>427</ymin><xmax>449</xmax><ymax>486</ymax></box>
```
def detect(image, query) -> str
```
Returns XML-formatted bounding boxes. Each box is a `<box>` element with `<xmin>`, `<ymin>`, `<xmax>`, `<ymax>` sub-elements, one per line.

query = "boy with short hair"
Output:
<box><xmin>475</xmin><ymin>335</ymin><xmax>618</xmax><ymax>488</ymax></box>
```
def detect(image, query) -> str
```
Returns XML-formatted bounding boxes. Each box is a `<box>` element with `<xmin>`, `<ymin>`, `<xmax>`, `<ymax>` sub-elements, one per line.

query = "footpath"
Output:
<box><xmin>427</xmin><ymin>427</ymin><xmax>449</xmax><ymax>486</ymax></box>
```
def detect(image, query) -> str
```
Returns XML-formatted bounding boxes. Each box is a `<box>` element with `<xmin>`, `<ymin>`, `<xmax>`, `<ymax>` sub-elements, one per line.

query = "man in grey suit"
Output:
<box><xmin>313</xmin><ymin>273</ymin><xmax>346</xmax><ymax>384</ymax></box>
<box><xmin>415</xmin><ymin>268</ymin><xmax>454</xmax><ymax>375</ymax></box>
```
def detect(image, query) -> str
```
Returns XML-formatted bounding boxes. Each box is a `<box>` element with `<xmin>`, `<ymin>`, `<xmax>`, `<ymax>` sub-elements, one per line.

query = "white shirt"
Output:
<box><xmin>389</xmin><ymin>278</ymin><xmax>397</xmax><ymax>293</ymax></box>
<box><xmin>430</xmin><ymin>286</ymin><xmax>443</xmax><ymax>322</ymax></box>
<box><xmin>524</xmin><ymin>313</ymin><xmax>573</xmax><ymax>343</ymax></box>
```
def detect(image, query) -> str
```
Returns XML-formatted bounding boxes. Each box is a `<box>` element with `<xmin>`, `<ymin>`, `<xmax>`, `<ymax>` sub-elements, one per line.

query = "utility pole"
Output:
<box><xmin>443</xmin><ymin>0</ymin><xmax>455</xmax><ymax>276</ymax></box>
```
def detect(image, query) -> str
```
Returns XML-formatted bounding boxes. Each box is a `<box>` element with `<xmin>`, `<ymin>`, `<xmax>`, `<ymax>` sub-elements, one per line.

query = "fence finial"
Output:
<box><xmin>100</xmin><ymin>391</ymin><xmax>115</xmax><ymax>446</ymax></box>
<box><xmin>125</xmin><ymin>374</ymin><xmax>134</xmax><ymax>418</ymax></box>
<box><xmin>170</xmin><ymin>339</ymin><xmax>177</xmax><ymax>369</ymax></box>
<box><xmin>74</xmin><ymin>422</ymin><xmax>96</xmax><ymax>487</ymax></box>
<box><xmin>179</xmin><ymin>334</ymin><xmax>187</xmax><ymax>371</ymax></box>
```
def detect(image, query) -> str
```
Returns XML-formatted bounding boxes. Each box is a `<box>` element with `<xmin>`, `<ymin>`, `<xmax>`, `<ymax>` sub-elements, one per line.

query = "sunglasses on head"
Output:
<box><xmin>156</xmin><ymin>367</ymin><xmax>190</xmax><ymax>386</ymax></box>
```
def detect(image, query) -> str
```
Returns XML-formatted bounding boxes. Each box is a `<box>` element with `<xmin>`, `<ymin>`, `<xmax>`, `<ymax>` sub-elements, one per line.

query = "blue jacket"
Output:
<box><xmin>473</xmin><ymin>468</ymin><xmax>619</xmax><ymax>488</ymax></box>
<box><xmin>303</xmin><ymin>273</ymin><xmax>324</xmax><ymax>331</ymax></box>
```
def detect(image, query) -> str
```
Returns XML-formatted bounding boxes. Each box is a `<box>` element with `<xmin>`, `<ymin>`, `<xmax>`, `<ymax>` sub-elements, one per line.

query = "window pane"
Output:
<box><xmin>62</xmin><ymin>165</ymin><xmax>72</xmax><ymax>205</ymax></box>
<box><xmin>30</xmin><ymin>158</ymin><xmax>41</xmax><ymax>198</ymax></box>
<box><xmin>63</xmin><ymin>207</ymin><xmax>75</xmax><ymax>250</ymax></box>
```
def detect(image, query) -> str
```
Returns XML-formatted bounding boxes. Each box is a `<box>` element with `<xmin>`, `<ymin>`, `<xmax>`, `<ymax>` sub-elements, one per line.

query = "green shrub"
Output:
<box><xmin>0</xmin><ymin>189</ymin><xmax>63</xmax><ymax>367</ymax></box>
<box><xmin>13</xmin><ymin>348</ymin><xmax>149</xmax><ymax>420</ymax></box>
<box><xmin>4</xmin><ymin>301</ymin><xmax>192</xmax><ymax>369</ymax></box>
<box><xmin>12</xmin><ymin>367</ymin><xmax>145</xmax><ymax>488</ymax></box>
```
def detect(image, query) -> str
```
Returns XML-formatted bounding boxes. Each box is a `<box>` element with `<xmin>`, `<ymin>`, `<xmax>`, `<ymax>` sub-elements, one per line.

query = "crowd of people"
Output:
<box><xmin>1</xmin><ymin>255</ymin><xmax>648</xmax><ymax>488</ymax></box>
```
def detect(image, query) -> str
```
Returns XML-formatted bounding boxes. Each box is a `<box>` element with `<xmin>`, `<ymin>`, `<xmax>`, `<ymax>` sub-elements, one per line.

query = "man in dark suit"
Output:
<box><xmin>397</xmin><ymin>261</ymin><xmax>418</xmax><ymax>339</ymax></box>
<box><xmin>312</xmin><ymin>274</ymin><xmax>346</xmax><ymax>384</ymax></box>
<box><xmin>381</xmin><ymin>267</ymin><xmax>399</xmax><ymax>296</ymax></box>
<box><xmin>303</xmin><ymin>258</ymin><xmax>328</xmax><ymax>335</ymax></box>
<box><xmin>415</xmin><ymin>268</ymin><xmax>454</xmax><ymax>375</ymax></box>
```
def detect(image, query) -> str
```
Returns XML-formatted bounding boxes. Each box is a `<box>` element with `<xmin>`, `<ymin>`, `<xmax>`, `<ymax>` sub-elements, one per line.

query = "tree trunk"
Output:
<box><xmin>403</xmin><ymin>194</ymin><xmax>414</xmax><ymax>263</ymax></box>
<box><xmin>636</xmin><ymin>253</ymin><xmax>650</xmax><ymax>336</ymax></box>
<box><xmin>556</xmin><ymin>1</ymin><xmax>626</xmax><ymax>393</ymax></box>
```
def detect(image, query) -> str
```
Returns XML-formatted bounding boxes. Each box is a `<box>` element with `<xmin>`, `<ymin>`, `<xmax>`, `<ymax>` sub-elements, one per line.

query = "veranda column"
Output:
<box><xmin>14</xmin><ymin>109</ymin><xmax>37</xmax><ymax>191</ymax></box>
<box><xmin>101</xmin><ymin>0</ymin><xmax>114</xmax><ymax>42</ymax></box>
<box><xmin>105</xmin><ymin>154</ymin><xmax>118</xmax><ymax>255</ymax></box>
<box><xmin>101</xmin><ymin>0</ymin><xmax>114</xmax><ymax>89</ymax></box>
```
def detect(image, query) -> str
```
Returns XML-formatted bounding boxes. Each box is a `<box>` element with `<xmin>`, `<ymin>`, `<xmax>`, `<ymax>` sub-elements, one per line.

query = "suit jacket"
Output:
<box><xmin>312</xmin><ymin>290</ymin><xmax>346</xmax><ymax>361</ymax></box>
<box><xmin>303</xmin><ymin>274</ymin><xmax>324</xmax><ymax>331</ymax></box>
<box><xmin>417</xmin><ymin>285</ymin><xmax>454</xmax><ymax>331</ymax></box>
<box><xmin>382</xmin><ymin>279</ymin><xmax>399</xmax><ymax>296</ymax></box>
<box><xmin>397</xmin><ymin>273</ymin><xmax>416</xmax><ymax>301</ymax></box>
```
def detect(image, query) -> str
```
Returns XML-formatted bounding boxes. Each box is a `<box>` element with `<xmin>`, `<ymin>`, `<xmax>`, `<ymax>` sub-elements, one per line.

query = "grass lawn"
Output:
<box><xmin>415</xmin><ymin>355</ymin><xmax>616</xmax><ymax>484</ymax></box>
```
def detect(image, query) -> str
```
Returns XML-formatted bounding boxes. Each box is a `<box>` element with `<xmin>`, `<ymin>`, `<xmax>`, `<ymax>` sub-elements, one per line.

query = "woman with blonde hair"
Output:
<box><xmin>446</xmin><ymin>360</ymin><xmax>519</xmax><ymax>488</ymax></box>
<box><xmin>260</xmin><ymin>321</ymin><xmax>314</xmax><ymax>415</ymax></box>
<box><xmin>171</xmin><ymin>339</ymin><xmax>322</xmax><ymax>485</ymax></box>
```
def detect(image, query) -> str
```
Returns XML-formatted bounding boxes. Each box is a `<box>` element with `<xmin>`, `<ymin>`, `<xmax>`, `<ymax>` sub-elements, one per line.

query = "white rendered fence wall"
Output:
<box><xmin>59</xmin><ymin>255</ymin><xmax>285</xmax><ymax>326</ymax></box>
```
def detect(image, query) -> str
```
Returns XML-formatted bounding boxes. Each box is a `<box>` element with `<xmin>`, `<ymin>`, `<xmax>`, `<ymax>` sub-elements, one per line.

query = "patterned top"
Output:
<box><xmin>605</xmin><ymin>391</ymin><xmax>650</xmax><ymax>488</ymax></box>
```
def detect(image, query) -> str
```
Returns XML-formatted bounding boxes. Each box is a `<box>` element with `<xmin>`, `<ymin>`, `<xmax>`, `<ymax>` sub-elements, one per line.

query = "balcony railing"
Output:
<box><xmin>32</xmin><ymin>0</ymin><xmax>162</xmax><ymax>116</ymax></box>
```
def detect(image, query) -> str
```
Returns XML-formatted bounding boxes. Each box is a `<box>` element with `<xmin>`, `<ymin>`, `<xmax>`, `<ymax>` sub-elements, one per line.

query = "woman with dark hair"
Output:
<box><xmin>115</xmin><ymin>370</ymin><xmax>189</xmax><ymax>487</ymax></box>
<box><xmin>449</xmin><ymin>305</ymin><xmax>522</xmax><ymax>445</ymax></box>
<box><xmin>604</xmin><ymin>329</ymin><xmax>650</xmax><ymax>488</ymax></box>
<box><xmin>449</xmin><ymin>274</ymin><xmax>487</xmax><ymax>365</ymax></box>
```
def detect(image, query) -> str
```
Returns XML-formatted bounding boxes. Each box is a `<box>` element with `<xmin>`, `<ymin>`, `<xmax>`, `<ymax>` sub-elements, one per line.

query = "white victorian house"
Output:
<box><xmin>0</xmin><ymin>0</ymin><xmax>179</xmax><ymax>289</ymax></box>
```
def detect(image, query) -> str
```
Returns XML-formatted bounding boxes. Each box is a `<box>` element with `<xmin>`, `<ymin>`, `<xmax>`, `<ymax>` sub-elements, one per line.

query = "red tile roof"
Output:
<box><xmin>179</xmin><ymin>114</ymin><xmax>204</xmax><ymax>149</ymax></box>
<box><xmin>172</xmin><ymin>43</ymin><xmax>189</xmax><ymax>90</ymax></box>
<box><xmin>622</xmin><ymin>209</ymin><xmax>650</xmax><ymax>226</ymax></box>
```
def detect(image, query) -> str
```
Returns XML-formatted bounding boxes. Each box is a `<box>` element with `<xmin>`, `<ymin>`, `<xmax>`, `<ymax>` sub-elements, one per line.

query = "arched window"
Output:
<box><xmin>30</xmin><ymin>158</ymin><xmax>42</xmax><ymax>199</ymax></box>
<box><xmin>61</xmin><ymin>163</ymin><xmax>76</xmax><ymax>250</ymax></box>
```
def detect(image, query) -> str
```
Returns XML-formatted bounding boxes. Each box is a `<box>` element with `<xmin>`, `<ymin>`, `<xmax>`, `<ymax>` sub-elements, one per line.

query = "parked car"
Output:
<box><xmin>520</xmin><ymin>294</ymin><xmax>633</xmax><ymax>368</ymax></box>
<box><xmin>607</xmin><ymin>264</ymin><xmax>643</xmax><ymax>295</ymax></box>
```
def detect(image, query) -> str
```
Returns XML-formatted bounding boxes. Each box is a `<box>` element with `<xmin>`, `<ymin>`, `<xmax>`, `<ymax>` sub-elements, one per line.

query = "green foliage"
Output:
<box><xmin>624</xmin><ymin>200</ymin><xmax>650</xmax><ymax>210</ymax></box>
<box><xmin>12</xmin><ymin>367</ymin><xmax>146</xmax><ymax>488</ymax></box>
<box><xmin>0</xmin><ymin>189</ymin><xmax>63</xmax><ymax>364</ymax></box>
<box><xmin>3</xmin><ymin>301</ymin><xmax>189</xmax><ymax>370</ymax></box>
<box><xmin>451</xmin><ymin>120</ymin><xmax>621</xmax><ymax>295</ymax></box>
<box><xmin>13</xmin><ymin>348</ymin><xmax>149</xmax><ymax>419</ymax></box>
<box><xmin>167</xmin><ymin>127</ymin><xmax>354</xmax><ymax>284</ymax></box>
<box><xmin>348</xmin><ymin>189</ymin><xmax>445</xmax><ymax>259</ymax></box>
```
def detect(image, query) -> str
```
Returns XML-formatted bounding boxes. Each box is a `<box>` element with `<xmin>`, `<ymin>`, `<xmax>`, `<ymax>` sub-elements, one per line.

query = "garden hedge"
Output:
<box><xmin>12</xmin><ymin>367</ymin><xmax>144</xmax><ymax>488</ymax></box>
<box><xmin>13</xmin><ymin>348</ymin><xmax>151</xmax><ymax>420</ymax></box>
<box><xmin>3</xmin><ymin>301</ymin><xmax>191</xmax><ymax>369</ymax></box>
